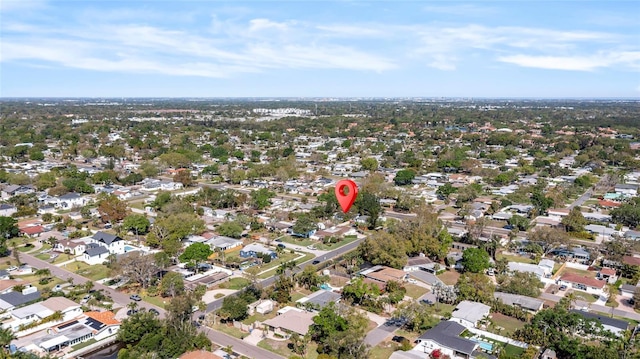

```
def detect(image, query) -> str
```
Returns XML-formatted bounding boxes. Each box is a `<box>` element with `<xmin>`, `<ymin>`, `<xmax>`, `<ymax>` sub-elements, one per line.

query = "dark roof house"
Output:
<box><xmin>417</xmin><ymin>321</ymin><xmax>478</xmax><ymax>357</ymax></box>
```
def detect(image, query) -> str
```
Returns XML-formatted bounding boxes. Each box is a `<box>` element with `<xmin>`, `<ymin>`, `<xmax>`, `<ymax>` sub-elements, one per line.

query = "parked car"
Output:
<box><xmin>312</xmin><ymin>260</ymin><xmax>321</xmax><ymax>265</ymax></box>
<box><xmin>130</xmin><ymin>294</ymin><xmax>142</xmax><ymax>301</ymax></box>
<box><xmin>559</xmin><ymin>285</ymin><xmax>568</xmax><ymax>291</ymax></box>
<box><xmin>127</xmin><ymin>309</ymin><xmax>138</xmax><ymax>316</ymax></box>
<box><xmin>149</xmin><ymin>308</ymin><xmax>160</xmax><ymax>316</ymax></box>
<box><xmin>277</xmin><ymin>243</ymin><xmax>286</xmax><ymax>249</ymax></box>
<box><xmin>52</xmin><ymin>284</ymin><xmax>62</xmax><ymax>292</ymax></box>
<box><xmin>7</xmin><ymin>266</ymin><xmax>17</xmax><ymax>272</ymax></box>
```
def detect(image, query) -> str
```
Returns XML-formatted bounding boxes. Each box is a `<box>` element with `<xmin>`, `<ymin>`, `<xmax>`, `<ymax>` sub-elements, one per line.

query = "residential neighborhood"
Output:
<box><xmin>0</xmin><ymin>98</ymin><xmax>639</xmax><ymax>359</ymax></box>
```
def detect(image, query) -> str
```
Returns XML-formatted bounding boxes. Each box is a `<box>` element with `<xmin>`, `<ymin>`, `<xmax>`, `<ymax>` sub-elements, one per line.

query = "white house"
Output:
<box><xmin>90</xmin><ymin>231</ymin><xmax>125</xmax><ymax>255</ymax></box>
<box><xmin>508</xmin><ymin>262</ymin><xmax>547</xmax><ymax>279</ymax></box>
<box><xmin>558</xmin><ymin>273</ymin><xmax>606</xmax><ymax>297</ymax></box>
<box><xmin>415</xmin><ymin>321</ymin><xmax>479</xmax><ymax>359</ymax></box>
<box><xmin>53</xmin><ymin>239</ymin><xmax>87</xmax><ymax>256</ymax></box>
<box><xmin>450</xmin><ymin>300</ymin><xmax>491</xmax><ymax>329</ymax></box>
<box><xmin>48</xmin><ymin>192</ymin><xmax>89</xmax><ymax>209</ymax></box>
<box><xmin>614</xmin><ymin>183</ymin><xmax>639</xmax><ymax>197</ymax></box>
<box><xmin>82</xmin><ymin>243</ymin><xmax>110</xmax><ymax>265</ymax></box>
<box><xmin>0</xmin><ymin>204</ymin><xmax>17</xmax><ymax>217</ymax></box>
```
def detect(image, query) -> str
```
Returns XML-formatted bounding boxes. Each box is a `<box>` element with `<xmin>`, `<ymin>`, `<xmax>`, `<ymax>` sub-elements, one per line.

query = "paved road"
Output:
<box><xmin>20</xmin><ymin>252</ymin><xmax>284</xmax><ymax>359</ymax></box>
<box><xmin>365</xmin><ymin>321</ymin><xmax>398</xmax><ymax>346</ymax></box>
<box><xmin>569</xmin><ymin>188</ymin><xmax>593</xmax><ymax>209</ymax></box>
<box><xmin>204</xmin><ymin>235</ymin><xmax>365</xmax><ymax>312</ymax></box>
<box><xmin>539</xmin><ymin>292</ymin><xmax>640</xmax><ymax>321</ymax></box>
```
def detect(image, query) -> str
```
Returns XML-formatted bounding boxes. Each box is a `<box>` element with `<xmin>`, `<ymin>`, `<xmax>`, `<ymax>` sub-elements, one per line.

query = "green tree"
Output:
<box><xmin>250</xmin><ymin>188</ymin><xmax>275</xmax><ymax>210</ymax></box>
<box><xmin>507</xmin><ymin>215</ymin><xmax>530</xmax><ymax>232</ymax></box>
<box><xmin>219</xmin><ymin>295</ymin><xmax>249</xmax><ymax>321</ymax></box>
<box><xmin>217</xmin><ymin>221</ymin><xmax>244</xmax><ymax>239</ymax></box>
<box><xmin>496</xmin><ymin>271</ymin><xmax>543</xmax><ymax>297</ymax></box>
<box><xmin>297</xmin><ymin>264</ymin><xmax>324</xmax><ymax>290</ymax></box>
<box><xmin>610</xmin><ymin>197</ymin><xmax>640</xmax><ymax>228</ymax></box>
<box><xmin>358</xmin><ymin>232</ymin><xmax>407</xmax><ymax>269</ymax></box>
<box><xmin>309</xmin><ymin>303</ymin><xmax>370</xmax><ymax>359</ymax></box>
<box><xmin>160</xmin><ymin>271</ymin><xmax>185</xmax><ymax>297</ymax></box>
<box><xmin>562</xmin><ymin>207</ymin><xmax>587</xmax><ymax>233</ymax></box>
<box><xmin>360</xmin><ymin>157</ymin><xmax>379</xmax><ymax>171</ymax></box>
<box><xmin>178</xmin><ymin>242</ymin><xmax>212</xmax><ymax>266</ymax></box>
<box><xmin>436</xmin><ymin>183</ymin><xmax>457</xmax><ymax>200</ymax></box>
<box><xmin>456</xmin><ymin>272</ymin><xmax>495</xmax><ymax>303</ymax></box>
<box><xmin>393</xmin><ymin>169</ymin><xmax>416</xmax><ymax>186</ymax></box>
<box><xmin>354</xmin><ymin>191</ymin><xmax>383</xmax><ymax>229</ymax></box>
<box><xmin>123</xmin><ymin>214</ymin><xmax>151</xmax><ymax>236</ymax></box>
<box><xmin>97</xmin><ymin>193</ymin><xmax>129</xmax><ymax>223</ymax></box>
<box><xmin>173</xmin><ymin>169</ymin><xmax>193</xmax><ymax>187</ymax></box>
<box><xmin>292</xmin><ymin>214</ymin><xmax>317</xmax><ymax>237</ymax></box>
<box><xmin>461</xmin><ymin>247</ymin><xmax>490</xmax><ymax>273</ymax></box>
<box><xmin>341</xmin><ymin>276</ymin><xmax>380</xmax><ymax>306</ymax></box>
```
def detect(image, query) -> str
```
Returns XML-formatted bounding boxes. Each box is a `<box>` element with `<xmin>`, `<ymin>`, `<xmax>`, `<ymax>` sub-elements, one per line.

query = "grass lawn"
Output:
<box><xmin>497</xmin><ymin>252</ymin><xmax>535</xmax><ymax>264</ymax></box>
<box><xmin>17</xmin><ymin>244</ymin><xmax>37</xmax><ymax>253</ymax></box>
<box><xmin>557</xmin><ymin>267</ymin><xmax>595</xmax><ymax>278</ymax></box>
<box><xmin>213</xmin><ymin>323</ymin><xmax>246</xmax><ymax>339</ymax></box>
<box><xmin>75</xmin><ymin>263</ymin><xmax>110</xmax><ymax>281</ymax></box>
<box><xmin>571</xmin><ymin>290</ymin><xmax>598</xmax><ymax>303</ymax></box>
<box><xmin>315</xmin><ymin>235</ymin><xmax>360</xmax><ymax>251</ymax></box>
<box><xmin>222</xmin><ymin>277</ymin><xmax>251</xmax><ymax>290</ymax></box>
<box><xmin>141</xmin><ymin>294</ymin><xmax>167</xmax><ymax>309</ymax></box>
<box><xmin>369</xmin><ymin>344</ymin><xmax>397</xmax><ymax>359</ymax></box>
<box><xmin>258</xmin><ymin>253</ymin><xmax>315</xmax><ymax>279</ymax></box>
<box><xmin>503</xmin><ymin>343</ymin><xmax>525</xmax><ymax>357</ymax></box>
<box><xmin>404</xmin><ymin>284</ymin><xmax>429</xmax><ymax>299</ymax></box>
<box><xmin>490</xmin><ymin>313</ymin><xmax>526</xmax><ymax>336</ymax></box>
<box><xmin>280</xmin><ymin>236</ymin><xmax>315</xmax><ymax>247</ymax></box>
<box><xmin>433</xmin><ymin>303</ymin><xmax>456</xmax><ymax>316</ymax></box>
<box><xmin>71</xmin><ymin>338</ymin><xmax>97</xmax><ymax>351</ymax></box>
<box><xmin>258</xmin><ymin>339</ymin><xmax>319</xmax><ymax>359</ymax></box>
<box><xmin>290</xmin><ymin>291</ymin><xmax>306</xmax><ymax>302</ymax></box>
<box><xmin>438</xmin><ymin>270</ymin><xmax>460</xmax><ymax>285</ymax></box>
<box><xmin>241</xmin><ymin>311</ymin><xmax>278</xmax><ymax>325</ymax></box>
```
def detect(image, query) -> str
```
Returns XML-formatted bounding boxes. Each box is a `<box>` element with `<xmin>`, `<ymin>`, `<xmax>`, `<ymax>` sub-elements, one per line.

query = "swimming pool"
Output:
<box><xmin>124</xmin><ymin>245</ymin><xmax>138</xmax><ymax>252</ymax></box>
<box><xmin>471</xmin><ymin>338</ymin><xmax>494</xmax><ymax>352</ymax></box>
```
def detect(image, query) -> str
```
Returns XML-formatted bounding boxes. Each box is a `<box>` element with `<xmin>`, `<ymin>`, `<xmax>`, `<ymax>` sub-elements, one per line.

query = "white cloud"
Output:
<box><xmin>499</xmin><ymin>51</ymin><xmax>640</xmax><ymax>71</ymax></box>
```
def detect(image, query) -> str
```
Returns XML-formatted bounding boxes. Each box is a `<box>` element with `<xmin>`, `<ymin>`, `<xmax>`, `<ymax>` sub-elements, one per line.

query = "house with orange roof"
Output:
<box><xmin>84</xmin><ymin>311</ymin><xmax>121</xmax><ymax>340</ymax></box>
<box><xmin>179</xmin><ymin>350</ymin><xmax>224</xmax><ymax>359</ymax></box>
<box><xmin>558</xmin><ymin>273</ymin><xmax>606</xmax><ymax>297</ymax></box>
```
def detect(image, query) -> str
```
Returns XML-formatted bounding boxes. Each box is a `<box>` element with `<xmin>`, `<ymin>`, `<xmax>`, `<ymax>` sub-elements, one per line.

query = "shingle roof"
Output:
<box><xmin>418</xmin><ymin>321</ymin><xmax>477</xmax><ymax>355</ymax></box>
<box><xmin>0</xmin><ymin>290</ymin><xmax>41</xmax><ymax>306</ymax></box>
<box><xmin>494</xmin><ymin>292</ymin><xmax>544</xmax><ymax>312</ymax></box>
<box><xmin>570</xmin><ymin>310</ymin><xmax>629</xmax><ymax>331</ymax></box>
<box><xmin>84</xmin><ymin>311</ymin><xmax>120</xmax><ymax>325</ymax></box>
<box><xmin>84</xmin><ymin>243</ymin><xmax>109</xmax><ymax>257</ymax></box>
<box><xmin>560</xmin><ymin>273</ymin><xmax>605</xmax><ymax>289</ymax></box>
<box><xmin>92</xmin><ymin>231</ymin><xmax>122</xmax><ymax>245</ymax></box>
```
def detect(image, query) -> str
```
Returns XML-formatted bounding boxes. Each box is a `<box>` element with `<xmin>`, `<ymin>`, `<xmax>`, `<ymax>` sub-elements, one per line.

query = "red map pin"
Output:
<box><xmin>335</xmin><ymin>179</ymin><xmax>358</xmax><ymax>213</ymax></box>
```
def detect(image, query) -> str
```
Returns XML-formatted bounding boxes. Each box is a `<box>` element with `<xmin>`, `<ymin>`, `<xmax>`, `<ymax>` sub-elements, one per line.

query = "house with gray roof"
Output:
<box><xmin>570</xmin><ymin>309</ymin><xmax>630</xmax><ymax>337</ymax></box>
<box><xmin>206</xmin><ymin>236</ymin><xmax>243</xmax><ymax>251</ymax></box>
<box><xmin>450</xmin><ymin>301</ymin><xmax>491</xmax><ymax>329</ymax></box>
<box><xmin>91</xmin><ymin>231</ymin><xmax>125</xmax><ymax>255</ymax></box>
<box><xmin>0</xmin><ymin>289</ymin><xmax>41</xmax><ymax>313</ymax></box>
<box><xmin>240</xmin><ymin>243</ymin><xmax>276</xmax><ymax>259</ymax></box>
<box><xmin>296</xmin><ymin>290</ymin><xmax>341</xmax><ymax>311</ymax></box>
<box><xmin>494</xmin><ymin>292</ymin><xmax>544</xmax><ymax>313</ymax></box>
<box><xmin>416</xmin><ymin>321</ymin><xmax>479</xmax><ymax>359</ymax></box>
<box><xmin>82</xmin><ymin>243</ymin><xmax>110</xmax><ymax>265</ymax></box>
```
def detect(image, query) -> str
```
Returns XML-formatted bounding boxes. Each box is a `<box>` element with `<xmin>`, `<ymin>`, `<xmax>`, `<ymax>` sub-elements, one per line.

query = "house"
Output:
<box><xmin>0</xmin><ymin>279</ymin><xmax>18</xmax><ymax>294</ymax></box>
<box><xmin>262</xmin><ymin>306</ymin><xmax>315</xmax><ymax>338</ymax></box>
<box><xmin>205</xmin><ymin>236</ymin><xmax>243</xmax><ymax>252</ymax></box>
<box><xmin>3</xmin><ymin>297</ymin><xmax>82</xmax><ymax>332</ymax></box>
<box><xmin>598</xmin><ymin>268</ymin><xmax>617</xmax><ymax>284</ymax></box>
<box><xmin>493</xmin><ymin>292</ymin><xmax>544</xmax><ymax>313</ymax></box>
<box><xmin>247</xmin><ymin>299</ymin><xmax>274</xmax><ymax>315</ymax></box>
<box><xmin>239</xmin><ymin>243</ymin><xmax>276</xmax><ymax>259</ymax></box>
<box><xmin>558</xmin><ymin>273</ymin><xmax>606</xmax><ymax>296</ymax></box>
<box><xmin>403</xmin><ymin>256</ymin><xmax>438</xmax><ymax>273</ymax></box>
<box><xmin>570</xmin><ymin>309</ymin><xmax>629</xmax><ymax>337</ymax></box>
<box><xmin>450</xmin><ymin>301</ymin><xmax>491</xmax><ymax>329</ymax></box>
<box><xmin>0</xmin><ymin>204</ymin><xmax>17</xmax><ymax>217</ymax></box>
<box><xmin>507</xmin><ymin>262</ymin><xmax>547</xmax><ymax>279</ymax></box>
<box><xmin>53</xmin><ymin>239</ymin><xmax>86</xmax><ymax>256</ymax></box>
<box><xmin>296</xmin><ymin>290</ymin><xmax>341</xmax><ymax>311</ymax></box>
<box><xmin>584</xmin><ymin>224</ymin><xmax>618</xmax><ymax>238</ymax></box>
<box><xmin>538</xmin><ymin>259</ymin><xmax>556</xmax><ymax>275</ymax></box>
<box><xmin>540</xmin><ymin>349</ymin><xmax>557</xmax><ymax>359</ymax></box>
<box><xmin>20</xmin><ymin>225</ymin><xmax>46</xmax><ymax>238</ymax></box>
<box><xmin>614</xmin><ymin>183</ymin><xmax>639</xmax><ymax>196</ymax></box>
<box><xmin>91</xmin><ymin>231</ymin><xmax>125</xmax><ymax>255</ymax></box>
<box><xmin>624</xmin><ymin>230</ymin><xmax>640</xmax><ymax>241</ymax></box>
<box><xmin>0</xmin><ymin>288</ymin><xmax>41</xmax><ymax>314</ymax></box>
<box><xmin>82</xmin><ymin>243</ymin><xmax>110</xmax><ymax>265</ymax></box>
<box><xmin>179</xmin><ymin>351</ymin><xmax>224</xmax><ymax>359</ymax></box>
<box><xmin>49</xmin><ymin>192</ymin><xmax>89</xmax><ymax>209</ymax></box>
<box><xmin>30</xmin><ymin>311</ymin><xmax>120</xmax><ymax>353</ymax></box>
<box><xmin>620</xmin><ymin>284</ymin><xmax>636</xmax><ymax>299</ymax></box>
<box><xmin>1</xmin><ymin>185</ymin><xmax>35</xmax><ymax>199</ymax></box>
<box><xmin>415</xmin><ymin>321</ymin><xmax>479</xmax><ymax>359</ymax></box>
<box><xmin>360</xmin><ymin>265</ymin><xmax>407</xmax><ymax>285</ymax></box>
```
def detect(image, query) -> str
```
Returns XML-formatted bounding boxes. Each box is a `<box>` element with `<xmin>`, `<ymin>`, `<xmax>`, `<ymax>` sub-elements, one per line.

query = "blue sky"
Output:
<box><xmin>1</xmin><ymin>0</ymin><xmax>639</xmax><ymax>98</ymax></box>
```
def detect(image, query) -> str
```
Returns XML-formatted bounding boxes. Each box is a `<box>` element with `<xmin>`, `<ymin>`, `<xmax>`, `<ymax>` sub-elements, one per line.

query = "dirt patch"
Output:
<box><xmin>438</xmin><ymin>270</ymin><xmax>460</xmax><ymax>285</ymax></box>
<box><xmin>329</xmin><ymin>275</ymin><xmax>349</xmax><ymax>287</ymax></box>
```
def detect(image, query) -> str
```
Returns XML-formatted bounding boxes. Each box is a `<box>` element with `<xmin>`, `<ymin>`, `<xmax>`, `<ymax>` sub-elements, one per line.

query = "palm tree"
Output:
<box><xmin>566</xmin><ymin>291</ymin><xmax>577</xmax><ymax>310</ymax></box>
<box><xmin>0</xmin><ymin>327</ymin><xmax>16</xmax><ymax>352</ymax></box>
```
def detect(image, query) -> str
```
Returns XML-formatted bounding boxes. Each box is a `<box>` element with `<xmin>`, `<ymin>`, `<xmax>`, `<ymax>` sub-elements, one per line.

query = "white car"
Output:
<box><xmin>7</xmin><ymin>266</ymin><xmax>17</xmax><ymax>272</ymax></box>
<box><xmin>407</xmin><ymin>278</ymin><xmax>417</xmax><ymax>284</ymax></box>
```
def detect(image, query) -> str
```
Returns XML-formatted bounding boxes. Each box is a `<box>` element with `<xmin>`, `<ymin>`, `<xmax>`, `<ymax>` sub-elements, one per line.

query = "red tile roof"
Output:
<box><xmin>600</xmin><ymin>268</ymin><xmax>616</xmax><ymax>276</ymax></box>
<box><xmin>85</xmin><ymin>311</ymin><xmax>120</xmax><ymax>325</ymax></box>
<box><xmin>20</xmin><ymin>225</ymin><xmax>45</xmax><ymax>235</ymax></box>
<box><xmin>623</xmin><ymin>256</ymin><xmax>640</xmax><ymax>267</ymax></box>
<box><xmin>179</xmin><ymin>351</ymin><xmax>223</xmax><ymax>359</ymax></box>
<box><xmin>598</xmin><ymin>200</ymin><xmax>621</xmax><ymax>208</ymax></box>
<box><xmin>560</xmin><ymin>273</ymin><xmax>605</xmax><ymax>289</ymax></box>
